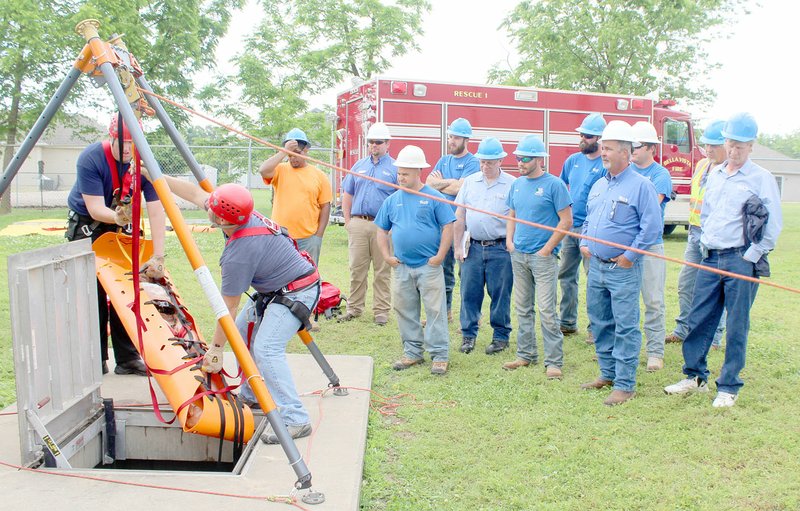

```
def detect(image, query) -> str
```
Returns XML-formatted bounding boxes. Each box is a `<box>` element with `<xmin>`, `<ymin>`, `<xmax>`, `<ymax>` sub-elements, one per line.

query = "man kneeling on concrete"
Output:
<box><xmin>375</xmin><ymin>146</ymin><xmax>455</xmax><ymax>375</ymax></box>
<box><xmin>162</xmin><ymin>176</ymin><xmax>318</xmax><ymax>442</ymax></box>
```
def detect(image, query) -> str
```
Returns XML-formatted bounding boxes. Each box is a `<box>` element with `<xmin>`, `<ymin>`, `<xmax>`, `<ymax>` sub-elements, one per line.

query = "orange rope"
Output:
<box><xmin>136</xmin><ymin>87</ymin><xmax>800</xmax><ymax>295</ymax></box>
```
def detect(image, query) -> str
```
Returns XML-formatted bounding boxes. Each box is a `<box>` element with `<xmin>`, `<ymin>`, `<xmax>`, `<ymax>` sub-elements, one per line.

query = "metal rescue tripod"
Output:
<box><xmin>0</xmin><ymin>19</ymin><xmax>345</xmax><ymax>504</ymax></box>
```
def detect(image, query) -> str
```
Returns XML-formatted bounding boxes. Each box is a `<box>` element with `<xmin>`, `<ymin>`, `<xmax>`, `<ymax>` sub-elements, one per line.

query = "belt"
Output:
<box><xmin>594</xmin><ymin>255</ymin><xmax>617</xmax><ymax>264</ymax></box>
<box><xmin>471</xmin><ymin>237</ymin><xmax>506</xmax><ymax>246</ymax></box>
<box><xmin>707</xmin><ymin>246</ymin><xmax>745</xmax><ymax>257</ymax></box>
<box><xmin>352</xmin><ymin>215</ymin><xmax>375</xmax><ymax>221</ymax></box>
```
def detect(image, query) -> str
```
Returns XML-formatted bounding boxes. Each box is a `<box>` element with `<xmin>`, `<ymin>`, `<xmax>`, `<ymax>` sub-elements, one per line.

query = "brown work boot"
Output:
<box><xmin>580</xmin><ymin>377</ymin><xmax>613</xmax><ymax>390</ymax></box>
<box><xmin>603</xmin><ymin>390</ymin><xmax>635</xmax><ymax>406</ymax></box>
<box><xmin>585</xmin><ymin>330</ymin><xmax>595</xmax><ymax>344</ymax></box>
<box><xmin>665</xmin><ymin>333</ymin><xmax>683</xmax><ymax>343</ymax></box>
<box><xmin>646</xmin><ymin>356</ymin><xmax>664</xmax><ymax>372</ymax></box>
<box><xmin>374</xmin><ymin>314</ymin><xmax>388</xmax><ymax>326</ymax></box>
<box><xmin>392</xmin><ymin>357</ymin><xmax>424</xmax><ymax>371</ymax></box>
<box><xmin>430</xmin><ymin>361</ymin><xmax>448</xmax><ymax>375</ymax></box>
<box><xmin>545</xmin><ymin>366</ymin><xmax>563</xmax><ymax>380</ymax></box>
<box><xmin>502</xmin><ymin>358</ymin><xmax>531</xmax><ymax>371</ymax></box>
<box><xmin>560</xmin><ymin>325</ymin><xmax>578</xmax><ymax>335</ymax></box>
<box><xmin>337</xmin><ymin>312</ymin><xmax>360</xmax><ymax>323</ymax></box>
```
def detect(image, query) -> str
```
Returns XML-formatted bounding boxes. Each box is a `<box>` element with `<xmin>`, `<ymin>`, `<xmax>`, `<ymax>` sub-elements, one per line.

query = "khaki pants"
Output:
<box><xmin>346</xmin><ymin>217</ymin><xmax>391</xmax><ymax>316</ymax></box>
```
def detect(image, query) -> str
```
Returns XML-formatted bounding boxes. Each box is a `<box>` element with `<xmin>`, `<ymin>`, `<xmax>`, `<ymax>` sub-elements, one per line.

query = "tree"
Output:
<box><xmin>490</xmin><ymin>0</ymin><xmax>743</xmax><ymax>104</ymax></box>
<box><xmin>759</xmin><ymin>131</ymin><xmax>800</xmax><ymax>159</ymax></box>
<box><xmin>211</xmin><ymin>0</ymin><xmax>430</xmax><ymax>145</ymax></box>
<box><xmin>1</xmin><ymin>0</ymin><xmax>240</xmax><ymax>212</ymax></box>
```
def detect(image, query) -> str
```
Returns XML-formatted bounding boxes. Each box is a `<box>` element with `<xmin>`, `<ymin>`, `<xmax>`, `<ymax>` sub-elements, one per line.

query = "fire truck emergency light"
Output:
<box><xmin>413</xmin><ymin>84</ymin><xmax>427</xmax><ymax>97</ymax></box>
<box><xmin>391</xmin><ymin>81</ymin><xmax>408</xmax><ymax>95</ymax></box>
<box><xmin>616</xmin><ymin>99</ymin><xmax>629</xmax><ymax>111</ymax></box>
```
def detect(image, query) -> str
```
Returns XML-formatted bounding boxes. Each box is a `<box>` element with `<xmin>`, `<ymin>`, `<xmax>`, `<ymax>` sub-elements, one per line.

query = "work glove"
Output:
<box><xmin>114</xmin><ymin>205</ymin><xmax>132</xmax><ymax>226</ymax></box>
<box><xmin>202</xmin><ymin>344</ymin><xmax>224</xmax><ymax>373</ymax></box>
<box><xmin>141</xmin><ymin>254</ymin><xmax>166</xmax><ymax>280</ymax></box>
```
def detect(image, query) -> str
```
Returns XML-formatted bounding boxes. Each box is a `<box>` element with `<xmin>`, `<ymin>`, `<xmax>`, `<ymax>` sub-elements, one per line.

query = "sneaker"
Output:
<box><xmin>114</xmin><ymin>358</ymin><xmax>148</xmax><ymax>376</ymax></box>
<box><xmin>545</xmin><ymin>366</ymin><xmax>563</xmax><ymax>380</ymax></box>
<box><xmin>337</xmin><ymin>312</ymin><xmax>360</xmax><ymax>323</ymax></box>
<box><xmin>374</xmin><ymin>314</ymin><xmax>388</xmax><ymax>326</ymax></box>
<box><xmin>392</xmin><ymin>357</ymin><xmax>424</xmax><ymax>371</ymax></box>
<box><xmin>560</xmin><ymin>326</ymin><xmax>578</xmax><ymax>335</ymax></box>
<box><xmin>485</xmin><ymin>340</ymin><xmax>509</xmax><ymax>355</ymax></box>
<box><xmin>646</xmin><ymin>356</ymin><xmax>664</xmax><ymax>372</ymax></box>
<box><xmin>712</xmin><ymin>391</ymin><xmax>738</xmax><ymax>408</ymax></box>
<box><xmin>502</xmin><ymin>358</ymin><xmax>531</xmax><ymax>371</ymax></box>
<box><xmin>460</xmin><ymin>337</ymin><xmax>476</xmax><ymax>354</ymax></box>
<box><xmin>665</xmin><ymin>333</ymin><xmax>683</xmax><ymax>343</ymax></box>
<box><xmin>261</xmin><ymin>423</ymin><xmax>312</xmax><ymax>444</ymax></box>
<box><xmin>664</xmin><ymin>377</ymin><xmax>709</xmax><ymax>395</ymax></box>
<box><xmin>430</xmin><ymin>361</ymin><xmax>448</xmax><ymax>375</ymax></box>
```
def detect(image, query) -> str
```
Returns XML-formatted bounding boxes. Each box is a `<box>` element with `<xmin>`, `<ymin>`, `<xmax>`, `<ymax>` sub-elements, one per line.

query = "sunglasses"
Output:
<box><xmin>579</xmin><ymin>133</ymin><xmax>597</xmax><ymax>139</ymax></box>
<box><xmin>368</xmin><ymin>140</ymin><xmax>386</xmax><ymax>145</ymax></box>
<box><xmin>516</xmin><ymin>156</ymin><xmax>535</xmax><ymax>163</ymax></box>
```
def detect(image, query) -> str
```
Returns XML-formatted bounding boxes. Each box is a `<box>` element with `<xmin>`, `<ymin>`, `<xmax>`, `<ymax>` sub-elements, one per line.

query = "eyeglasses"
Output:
<box><xmin>516</xmin><ymin>156</ymin><xmax>534</xmax><ymax>163</ymax></box>
<box><xmin>368</xmin><ymin>140</ymin><xmax>386</xmax><ymax>145</ymax></box>
<box><xmin>579</xmin><ymin>133</ymin><xmax>597</xmax><ymax>139</ymax></box>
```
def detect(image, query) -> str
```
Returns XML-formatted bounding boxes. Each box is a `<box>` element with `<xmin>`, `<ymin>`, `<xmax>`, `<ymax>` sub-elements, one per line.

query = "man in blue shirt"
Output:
<box><xmin>630</xmin><ymin>121</ymin><xmax>673</xmax><ymax>372</ymax></box>
<box><xmin>579</xmin><ymin>121</ymin><xmax>662</xmax><ymax>406</ymax></box>
<box><xmin>665</xmin><ymin>113</ymin><xmax>782</xmax><ymax>408</ymax></box>
<box><xmin>426</xmin><ymin>118</ymin><xmax>480</xmax><ymax>321</ymax></box>
<box><xmin>502</xmin><ymin>135</ymin><xmax>572</xmax><ymax>379</ymax></box>
<box><xmin>453</xmin><ymin>138</ymin><xmax>515</xmax><ymax>355</ymax></box>
<box><xmin>339</xmin><ymin>122</ymin><xmax>398</xmax><ymax>326</ymax></box>
<box><xmin>376</xmin><ymin>145</ymin><xmax>456</xmax><ymax>375</ymax></box>
<box><xmin>65</xmin><ymin>114</ymin><xmax>166</xmax><ymax>376</ymax></box>
<box><xmin>558</xmin><ymin>114</ymin><xmax>607</xmax><ymax>342</ymax></box>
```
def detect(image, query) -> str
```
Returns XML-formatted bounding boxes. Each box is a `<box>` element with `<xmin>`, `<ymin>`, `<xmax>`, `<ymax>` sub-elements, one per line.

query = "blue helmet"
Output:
<box><xmin>474</xmin><ymin>137</ymin><xmax>507</xmax><ymax>159</ymax></box>
<box><xmin>283</xmin><ymin>127</ymin><xmax>309</xmax><ymax>145</ymax></box>
<box><xmin>447</xmin><ymin>118</ymin><xmax>473</xmax><ymax>138</ymax></box>
<box><xmin>699</xmin><ymin>120</ymin><xmax>726</xmax><ymax>145</ymax></box>
<box><xmin>513</xmin><ymin>135</ymin><xmax>548</xmax><ymax>157</ymax></box>
<box><xmin>576</xmin><ymin>113</ymin><xmax>607</xmax><ymax>136</ymax></box>
<box><xmin>721</xmin><ymin>112</ymin><xmax>758</xmax><ymax>142</ymax></box>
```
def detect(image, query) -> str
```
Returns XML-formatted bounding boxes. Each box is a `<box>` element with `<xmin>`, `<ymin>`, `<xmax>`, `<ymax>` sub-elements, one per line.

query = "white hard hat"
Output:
<box><xmin>394</xmin><ymin>145</ymin><xmax>430</xmax><ymax>168</ymax></box>
<box><xmin>631</xmin><ymin>121</ymin><xmax>660</xmax><ymax>144</ymax></box>
<box><xmin>366</xmin><ymin>122</ymin><xmax>392</xmax><ymax>140</ymax></box>
<box><xmin>599</xmin><ymin>120</ymin><xmax>636</xmax><ymax>143</ymax></box>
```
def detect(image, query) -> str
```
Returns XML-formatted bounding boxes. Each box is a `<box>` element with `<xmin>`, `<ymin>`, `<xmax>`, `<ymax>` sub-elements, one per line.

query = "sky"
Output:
<box><xmin>214</xmin><ymin>0</ymin><xmax>798</xmax><ymax>135</ymax></box>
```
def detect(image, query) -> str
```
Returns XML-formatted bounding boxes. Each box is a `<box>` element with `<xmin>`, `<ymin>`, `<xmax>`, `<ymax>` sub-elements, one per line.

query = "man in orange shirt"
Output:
<box><xmin>259</xmin><ymin>128</ymin><xmax>332</xmax><ymax>263</ymax></box>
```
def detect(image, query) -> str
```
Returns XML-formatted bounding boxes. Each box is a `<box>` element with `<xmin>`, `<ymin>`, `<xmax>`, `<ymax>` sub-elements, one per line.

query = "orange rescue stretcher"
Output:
<box><xmin>93</xmin><ymin>232</ymin><xmax>255</xmax><ymax>443</ymax></box>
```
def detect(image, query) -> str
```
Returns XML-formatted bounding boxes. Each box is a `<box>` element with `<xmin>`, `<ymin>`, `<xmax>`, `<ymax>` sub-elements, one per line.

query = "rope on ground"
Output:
<box><xmin>136</xmin><ymin>88</ymin><xmax>800</xmax><ymax>295</ymax></box>
<box><xmin>0</xmin><ymin>459</ymin><xmax>313</xmax><ymax>510</ymax></box>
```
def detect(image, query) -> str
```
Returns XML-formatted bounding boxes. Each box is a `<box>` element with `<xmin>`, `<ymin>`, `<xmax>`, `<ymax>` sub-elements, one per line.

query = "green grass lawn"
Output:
<box><xmin>2</xmin><ymin>197</ymin><xmax>799</xmax><ymax>510</ymax></box>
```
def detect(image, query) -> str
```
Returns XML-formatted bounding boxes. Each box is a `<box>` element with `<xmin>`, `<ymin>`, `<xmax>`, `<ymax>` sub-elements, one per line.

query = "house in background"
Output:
<box><xmin>751</xmin><ymin>143</ymin><xmax>800</xmax><ymax>202</ymax></box>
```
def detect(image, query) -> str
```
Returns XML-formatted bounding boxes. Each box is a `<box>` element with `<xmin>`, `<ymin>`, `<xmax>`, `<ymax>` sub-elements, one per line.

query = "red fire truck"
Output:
<box><xmin>334</xmin><ymin>77</ymin><xmax>703</xmax><ymax>234</ymax></box>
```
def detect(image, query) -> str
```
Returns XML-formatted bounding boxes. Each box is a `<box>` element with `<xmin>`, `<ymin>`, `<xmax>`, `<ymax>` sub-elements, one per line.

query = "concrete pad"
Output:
<box><xmin>0</xmin><ymin>354</ymin><xmax>372</xmax><ymax>510</ymax></box>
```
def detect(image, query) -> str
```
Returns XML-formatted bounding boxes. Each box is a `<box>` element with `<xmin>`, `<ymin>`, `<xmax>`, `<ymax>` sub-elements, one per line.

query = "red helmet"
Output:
<box><xmin>208</xmin><ymin>184</ymin><xmax>253</xmax><ymax>225</ymax></box>
<box><xmin>108</xmin><ymin>114</ymin><xmax>143</xmax><ymax>141</ymax></box>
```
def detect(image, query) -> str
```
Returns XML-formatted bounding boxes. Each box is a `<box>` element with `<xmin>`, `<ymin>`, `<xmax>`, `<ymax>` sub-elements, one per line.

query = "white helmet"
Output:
<box><xmin>366</xmin><ymin>122</ymin><xmax>392</xmax><ymax>140</ymax></box>
<box><xmin>631</xmin><ymin>121</ymin><xmax>660</xmax><ymax>144</ymax></box>
<box><xmin>599</xmin><ymin>120</ymin><xmax>636</xmax><ymax>143</ymax></box>
<box><xmin>394</xmin><ymin>145</ymin><xmax>430</xmax><ymax>168</ymax></box>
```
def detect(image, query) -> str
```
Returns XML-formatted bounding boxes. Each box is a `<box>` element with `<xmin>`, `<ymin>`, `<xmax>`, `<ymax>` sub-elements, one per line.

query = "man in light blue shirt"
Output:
<box><xmin>579</xmin><ymin>121</ymin><xmax>662</xmax><ymax>406</ymax></box>
<box><xmin>427</xmin><ymin>118</ymin><xmax>480</xmax><ymax>320</ymax></box>
<box><xmin>502</xmin><ymin>135</ymin><xmax>572</xmax><ymax>379</ymax></box>
<box><xmin>558</xmin><ymin>113</ymin><xmax>607</xmax><ymax>341</ymax></box>
<box><xmin>665</xmin><ymin>113</ymin><xmax>782</xmax><ymax>408</ymax></box>
<box><xmin>453</xmin><ymin>138</ymin><xmax>515</xmax><ymax>355</ymax></box>
<box><xmin>340</xmin><ymin>122</ymin><xmax>397</xmax><ymax>326</ymax></box>
<box><xmin>630</xmin><ymin>121</ymin><xmax>673</xmax><ymax>372</ymax></box>
<box><xmin>376</xmin><ymin>145</ymin><xmax>455</xmax><ymax>375</ymax></box>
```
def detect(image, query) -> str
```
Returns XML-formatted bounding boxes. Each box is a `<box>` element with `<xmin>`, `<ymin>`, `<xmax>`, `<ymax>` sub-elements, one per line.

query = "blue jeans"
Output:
<box><xmin>681</xmin><ymin>248</ymin><xmax>758</xmax><ymax>395</ymax></box>
<box><xmin>237</xmin><ymin>285</ymin><xmax>319</xmax><ymax>426</ymax></box>
<box><xmin>641</xmin><ymin>244</ymin><xmax>666</xmax><ymax>357</ymax></box>
<box><xmin>587</xmin><ymin>256</ymin><xmax>643</xmax><ymax>392</ymax></box>
<box><xmin>674</xmin><ymin>229</ymin><xmax>725</xmax><ymax>346</ymax></box>
<box><xmin>393</xmin><ymin>263</ymin><xmax>450</xmax><ymax>362</ymax></box>
<box><xmin>459</xmin><ymin>241</ymin><xmax>513</xmax><ymax>341</ymax></box>
<box><xmin>443</xmin><ymin>247</ymin><xmax>456</xmax><ymax>313</ymax></box>
<box><xmin>296</xmin><ymin>235</ymin><xmax>323</xmax><ymax>265</ymax></box>
<box><xmin>511</xmin><ymin>251</ymin><xmax>563</xmax><ymax>367</ymax></box>
<box><xmin>558</xmin><ymin>227</ymin><xmax>590</xmax><ymax>330</ymax></box>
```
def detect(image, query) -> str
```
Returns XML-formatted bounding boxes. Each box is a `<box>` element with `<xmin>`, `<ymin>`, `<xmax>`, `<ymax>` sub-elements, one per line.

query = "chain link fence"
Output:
<box><xmin>2</xmin><ymin>143</ymin><xmax>335</xmax><ymax>209</ymax></box>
